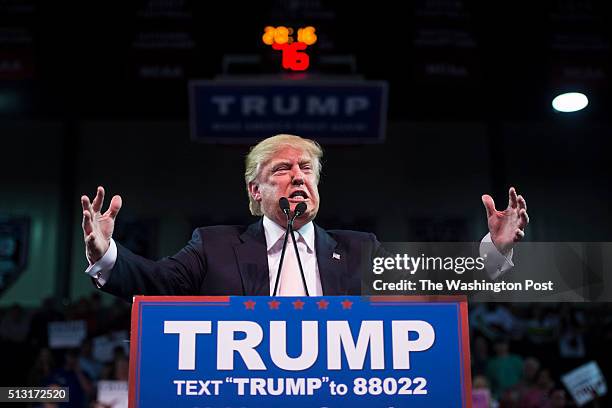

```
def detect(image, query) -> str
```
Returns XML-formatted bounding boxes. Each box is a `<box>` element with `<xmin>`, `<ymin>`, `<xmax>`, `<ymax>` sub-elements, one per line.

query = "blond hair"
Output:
<box><xmin>245</xmin><ymin>134</ymin><xmax>323</xmax><ymax>216</ymax></box>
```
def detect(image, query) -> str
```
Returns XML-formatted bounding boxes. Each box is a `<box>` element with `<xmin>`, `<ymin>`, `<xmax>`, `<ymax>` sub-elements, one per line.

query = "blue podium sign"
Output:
<box><xmin>128</xmin><ymin>296</ymin><xmax>471</xmax><ymax>408</ymax></box>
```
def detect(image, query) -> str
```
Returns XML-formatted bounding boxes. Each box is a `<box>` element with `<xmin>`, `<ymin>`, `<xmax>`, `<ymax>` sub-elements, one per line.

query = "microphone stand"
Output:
<box><xmin>272</xmin><ymin>200</ymin><xmax>310</xmax><ymax>296</ymax></box>
<box><xmin>289</xmin><ymin>216</ymin><xmax>310</xmax><ymax>296</ymax></box>
<box><xmin>272</xmin><ymin>198</ymin><xmax>291</xmax><ymax>297</ymax></box>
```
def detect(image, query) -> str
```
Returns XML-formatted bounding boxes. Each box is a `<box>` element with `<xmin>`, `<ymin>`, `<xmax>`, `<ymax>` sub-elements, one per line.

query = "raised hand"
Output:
<box><xmin>481</xmin><ymin>187</ymin><xmax>529</xmax><ymax>255</ymax></box>
<box><xmin>81</xmin><ymin>186</ymin><xmax>122</xmax><ymax>264</ymax></box>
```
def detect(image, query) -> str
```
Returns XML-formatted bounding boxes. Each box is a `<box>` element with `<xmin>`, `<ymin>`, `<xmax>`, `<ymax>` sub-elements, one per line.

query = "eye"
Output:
<box><xmin>272</xmin><ymin>165</ymin><xmax>290</xmax><ymax>173</ymax></box>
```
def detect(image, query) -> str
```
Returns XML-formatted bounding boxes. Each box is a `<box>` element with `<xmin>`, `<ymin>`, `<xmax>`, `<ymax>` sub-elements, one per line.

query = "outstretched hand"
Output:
<box><xmin>81</xmin><ymin>186</ymin><xmax>122</xmax><ymax>264</ymax></box>
<box><xmin>481</xmin><ymin>187</ymin><xmax>529</xmax><ymax>255</ymax></box>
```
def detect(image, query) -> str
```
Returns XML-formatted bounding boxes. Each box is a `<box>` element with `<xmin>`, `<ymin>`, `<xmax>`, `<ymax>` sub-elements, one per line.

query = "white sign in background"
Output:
<box><xmin>561</xmin><ymin>361</ymin><xmax>607</xmax><ymax>407</ymax></box>
<box><xmin>47</xmin><ymin>320</ymin><xmax>87</xmax><ymax>349</ymax></box>
<box><xmin>97</xmin><ymin>380</ymin><xmax>128</xmax><ymax>408</ymax></box>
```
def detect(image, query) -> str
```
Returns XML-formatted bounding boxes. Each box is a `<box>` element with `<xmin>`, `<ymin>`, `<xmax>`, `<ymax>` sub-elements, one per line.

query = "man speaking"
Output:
<box><xmin>81</xmin><ymin>134</ymin><xmax>529</xmax><ymax>301</ymax></box>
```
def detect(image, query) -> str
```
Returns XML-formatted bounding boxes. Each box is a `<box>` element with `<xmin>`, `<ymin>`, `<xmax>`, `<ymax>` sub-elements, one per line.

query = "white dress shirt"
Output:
<box><xmin>263</xmin><ymin>216</ymin><xmax>323</xmax><ymax>296</ymax></box>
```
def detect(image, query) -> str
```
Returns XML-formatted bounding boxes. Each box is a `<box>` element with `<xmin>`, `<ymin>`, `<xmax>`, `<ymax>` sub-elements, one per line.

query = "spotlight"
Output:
<box><xmin>552</xmin><ymin>92</ymin><xmax>588</xmax><ymax>113</ymax></box>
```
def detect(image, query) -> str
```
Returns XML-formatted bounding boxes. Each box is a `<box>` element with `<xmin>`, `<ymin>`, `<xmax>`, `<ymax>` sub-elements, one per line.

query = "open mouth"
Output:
<box><xmin>288</xmin><ymin>190</ymin><xmax>309</xmax><ymax>201</ymax></box>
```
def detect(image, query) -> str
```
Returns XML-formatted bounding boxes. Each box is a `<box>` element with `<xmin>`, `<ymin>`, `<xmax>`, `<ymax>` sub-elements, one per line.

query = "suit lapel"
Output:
<box><xmin>234</xmin><ymin>220</ymin><xmax>270</xmax><ymax>296</ymax></box>
<box><xmin>315</xmin><ymin>224</ymin><xmax>347</xmax><ymax>295</ymax></box>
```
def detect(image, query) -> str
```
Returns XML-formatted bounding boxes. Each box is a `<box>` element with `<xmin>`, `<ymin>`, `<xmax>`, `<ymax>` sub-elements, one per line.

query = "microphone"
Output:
<box><xmin>293</xmin><ymin>202</ymin><xmax>307</xmax><ymax>220</ymax></box>
<box><xmin>279</xmin><ymin>197</ymin><xmax>290</xmax><ymax>217</ymax></box>
<box><xmin>289</xmin><ymin>201</ymin><xmax>310</xmax><ymax>296</ymax></box>
<box><xmin>272</xmin><ymin>197</ymin><xmax>292</xmax><ymax>296</ymax></box>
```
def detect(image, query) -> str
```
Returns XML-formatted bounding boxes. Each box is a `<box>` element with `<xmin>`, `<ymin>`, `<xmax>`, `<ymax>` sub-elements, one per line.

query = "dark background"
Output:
<box><xmin>3</xmin><ymin>0</ymin><xmax>611</xmax><ymax>302</ymax></box>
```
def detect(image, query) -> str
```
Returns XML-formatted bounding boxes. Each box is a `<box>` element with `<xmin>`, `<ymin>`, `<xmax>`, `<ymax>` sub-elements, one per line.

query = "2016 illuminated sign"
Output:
<box><xmin>262</xmin><ymin>26</ymin><xmax>317</xmax><ymax>71</ymax></box>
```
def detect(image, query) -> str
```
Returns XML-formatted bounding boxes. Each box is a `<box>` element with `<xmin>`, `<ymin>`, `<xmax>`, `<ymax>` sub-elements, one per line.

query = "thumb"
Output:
<box><xmin>481</xmin><ymin>194</ymin><xmax>496</xmax><ymax>218</ymax></box>
<box><xmin>106</xmin><ymin>195</ymin><xmax>123</xmax><ymax>220</ymax></box>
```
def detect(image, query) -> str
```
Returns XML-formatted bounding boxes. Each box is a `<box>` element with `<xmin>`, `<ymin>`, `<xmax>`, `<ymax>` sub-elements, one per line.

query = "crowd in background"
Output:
<box><xmin>0</xmin><ymin>294</ymin><xmax>130</xmax><ymax>407</ymax></box>
<box><xmin>469</xmin><ymin>303</ymin><xmax>612</xmax><ymax>407</ymax></box>
<box><xmin>0</xmin><ymin>295</ymin><xmax>610</xmax><ymax>407</ymax></box>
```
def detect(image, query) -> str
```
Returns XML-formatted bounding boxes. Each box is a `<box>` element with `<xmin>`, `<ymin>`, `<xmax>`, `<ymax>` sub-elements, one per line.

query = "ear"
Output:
<box><xmin>248</xmin><ymin>181</ymin><xmax>262</xmax><ymax>202</ymax></box>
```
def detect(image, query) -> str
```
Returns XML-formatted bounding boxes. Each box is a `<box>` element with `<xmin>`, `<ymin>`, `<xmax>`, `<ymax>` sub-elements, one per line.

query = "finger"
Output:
<box><xmin>518</xmin><ymin>195</ymin><xmax>527</xmax><ymax>211</ymax></box>
<box><xmin>81</xmin><ymin>195</ymin><xmax>92</xmax><ymax>212</ymax></box>
<box><xmin>82</xmin><ymin>210</ymin><xmax>94</xmax><ymax>236</ymax></box>
<box><xmin>508</xmin><ymin>187</ymin><xmax>518</xmax><ymax>209</ymax></box>
<box><xmin>514</xmin><ymin>229</ymin><xmax>525</xmax><ymax>241</ymax></box>
<box><xmin>91</xmin><ymin>186</ymin><xmax>105</xmax><ymax>213</ymax></box>
<box><xmin>520</xmin><ymin>209</ymin><xmax>529</xmax><ymax>228</ymax></box>
<box><xmin>104</xmin><ymin>195</ymin><xmax>123</xmax><ymax>220</ymax></box>
<box><xmin>481</xmin><ymin>194</ymin><xmax>496</xmax><ymax>218</ymax></box>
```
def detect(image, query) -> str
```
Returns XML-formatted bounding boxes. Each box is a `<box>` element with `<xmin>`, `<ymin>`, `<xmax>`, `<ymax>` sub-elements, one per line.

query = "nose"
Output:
<box><xmin>291</xmin><ymin>165</ymin><xmax>305</xmax><ymax>185</ymax></box>
<box><xmin>291</xmin><ymin>174</ymin><xmax>304</xmax><ymax>186</ymax></box>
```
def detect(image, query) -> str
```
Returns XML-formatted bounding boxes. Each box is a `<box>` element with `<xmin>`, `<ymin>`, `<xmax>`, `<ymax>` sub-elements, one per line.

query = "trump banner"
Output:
<box><xmin>128</xmin><ymin>296</ymin><xmax>471</xmax><ymax>408</ymax></box>
<box><xmin>188</xmin><ymin>80</ymin><xmax>388</xmax><ymax>144</ymax></box>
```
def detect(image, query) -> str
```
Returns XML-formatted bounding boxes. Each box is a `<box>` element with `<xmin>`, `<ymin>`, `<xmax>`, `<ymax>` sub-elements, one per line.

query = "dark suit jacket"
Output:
<box><xmin>100</xmin><ymin>220</ymin><xmax>383</xmax><ymax>302</ymax></box>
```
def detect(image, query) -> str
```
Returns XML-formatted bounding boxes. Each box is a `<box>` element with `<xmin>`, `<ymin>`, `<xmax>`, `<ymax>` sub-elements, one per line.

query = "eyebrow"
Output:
<box><xmin>270</xmin><ymin>160</ymin><xmax>291</xmax><ymax>169</ymax></box>
<box><xmin>270</xmin><ymin>159</ymin><xmax>312</xmax><ymax>168</ymax></box>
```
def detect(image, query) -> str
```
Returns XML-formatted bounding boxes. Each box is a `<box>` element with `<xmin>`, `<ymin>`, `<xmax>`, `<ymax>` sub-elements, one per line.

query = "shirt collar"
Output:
<box><xmin>263</xmin><ymin>216</ymin><xmax>315</xmax><ymax>253</ymax></box>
